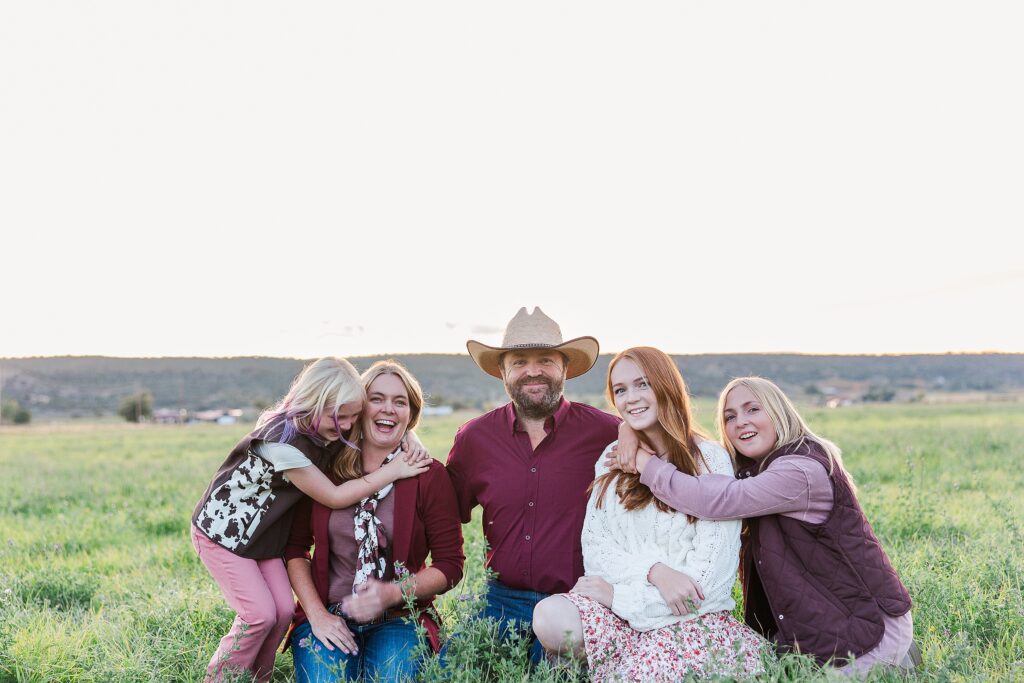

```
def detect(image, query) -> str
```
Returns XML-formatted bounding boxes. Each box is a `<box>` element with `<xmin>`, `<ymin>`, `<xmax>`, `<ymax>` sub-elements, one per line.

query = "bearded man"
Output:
<box><xmin>446</xmin><ymin>307</ymin><xmax>620</xmax><ymax>663</ymax></box>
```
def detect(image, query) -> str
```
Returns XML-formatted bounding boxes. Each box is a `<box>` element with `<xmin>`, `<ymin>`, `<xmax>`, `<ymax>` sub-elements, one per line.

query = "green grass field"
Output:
<box><xmin>1</xmin><ymin>402</ymin><xmax>1023</xmax><ymax>681</ymax></box>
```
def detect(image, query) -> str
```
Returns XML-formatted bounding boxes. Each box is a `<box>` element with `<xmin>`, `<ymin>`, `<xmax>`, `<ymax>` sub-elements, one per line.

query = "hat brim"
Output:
<box><xmin>466</xmin><ymin>336</ymin><xmax>600</xmax><ymax>380</ymax></box>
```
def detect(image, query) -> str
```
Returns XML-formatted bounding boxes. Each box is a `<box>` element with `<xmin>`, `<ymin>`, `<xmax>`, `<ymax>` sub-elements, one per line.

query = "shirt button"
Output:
<box><xmin>528</xmin><ymin>501</ymin><xmax>535</xmax><ymax>507</ymax></box>
<box><xmin>530</xmin><ymin>467</ymin><xmax>537</xmax><ymax>473</ymax></box>
<box><xmin>778</xmin><ymin>614</ymin><xmax>784</xmax><ymax>620</ymax></box>
<box><xmin>525</xmin><ymin>535</ymin><xmax>531</xmax><ymax>541</ymax></box>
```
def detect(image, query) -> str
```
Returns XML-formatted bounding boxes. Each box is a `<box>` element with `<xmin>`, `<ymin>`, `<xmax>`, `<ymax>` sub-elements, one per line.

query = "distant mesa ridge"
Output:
<box><xmin>1</xmin><ymin>353</ymin><xmax>1022</xmax><ymax>417</ymax></box>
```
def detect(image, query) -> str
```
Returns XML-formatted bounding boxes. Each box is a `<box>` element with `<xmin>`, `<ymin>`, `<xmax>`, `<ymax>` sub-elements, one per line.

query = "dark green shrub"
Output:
<box><xmin>118</xmin><ymin>392</ymin><xmax>153</xmax><ymax>422</ymax></box>
<box><xmin>0</xmin><ymin>399</ymin><xmax>30</xmax><ymax>425</ymax></box>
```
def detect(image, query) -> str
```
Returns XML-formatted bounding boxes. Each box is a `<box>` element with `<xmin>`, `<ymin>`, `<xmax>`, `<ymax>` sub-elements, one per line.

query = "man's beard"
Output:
<box><xmin>506</xmin><ymin>374</ymin><xmax>564</xmax><ymax>420</ymax></box>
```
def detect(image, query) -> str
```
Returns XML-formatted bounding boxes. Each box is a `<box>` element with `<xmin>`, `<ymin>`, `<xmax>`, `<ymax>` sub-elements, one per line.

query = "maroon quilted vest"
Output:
<box><xmin>736</xmin><ymin>438</ymin><xmax>911</xmax><ymax>665</ymax></box>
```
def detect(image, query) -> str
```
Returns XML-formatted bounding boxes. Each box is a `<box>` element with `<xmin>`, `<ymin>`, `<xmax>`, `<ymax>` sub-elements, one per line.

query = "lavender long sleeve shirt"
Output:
<box><xmin>639</xmin><ymin>453</ymin><xmax>914</xmax><ymax>673</ymax></box>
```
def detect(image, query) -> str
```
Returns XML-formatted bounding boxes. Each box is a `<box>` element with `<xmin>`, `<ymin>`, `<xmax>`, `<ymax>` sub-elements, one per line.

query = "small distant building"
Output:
<box><xmin>422</xmin><ymin>405</ymin><xmax>455</xmax><ymax>417</ymax></box>
<box><xmin>825</xmin><ymin>397</ymin><xmax>854</xmax><ymax>409</ymax></box>
<box><xmin>154</xmin><ymin>408</ymin><xmax>188</xmax><ymax>424</ymax></box>
<box><xmin>193</xmin><ymin>408</ymin><xmax>246</xmax><ymax>424</ymax></box>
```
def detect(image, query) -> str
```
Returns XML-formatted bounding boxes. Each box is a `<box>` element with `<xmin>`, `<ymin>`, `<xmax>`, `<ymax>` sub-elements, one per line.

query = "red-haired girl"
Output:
<box><xmin>532</xmin><ymin>348</ymin><xmax>767</xmax><ymax>681</ymax></box>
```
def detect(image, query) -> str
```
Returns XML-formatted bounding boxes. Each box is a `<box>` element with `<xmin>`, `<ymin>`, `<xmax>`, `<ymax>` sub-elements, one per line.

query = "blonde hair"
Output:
<box><xmin>333</xmin><ymin>360</ymin><xmax>425</xmax><ymax>481</ymax></box>
<box><xmin>716</xmin><ymin>376</ymin><xmax>853</xmax><ymax>487</ymax></box>
<box><xmin>255</xmin><ymin>356</ymin><xmax>364</xmax><ymax>443</ymax></box>
<box><xmin>592</xmin><ymin>347</ymin><xmax>712</xmax><ymax>520</ymax></box>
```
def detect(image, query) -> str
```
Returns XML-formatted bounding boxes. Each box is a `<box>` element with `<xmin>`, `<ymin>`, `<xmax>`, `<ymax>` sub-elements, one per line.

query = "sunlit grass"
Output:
<box><xmin>1</xmin><ymin>403</ymin><xmax>1022</xmax><ymax>681</ymax></box>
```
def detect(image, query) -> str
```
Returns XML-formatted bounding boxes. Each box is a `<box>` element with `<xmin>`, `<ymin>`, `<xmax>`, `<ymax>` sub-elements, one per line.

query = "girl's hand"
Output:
<box><xmin>648</xmin><ymin>563</ymin><xmax>704</xmax><ymax>616</ymax></box>
<box><xmin>382</xmin><ymin>454</ymin><xmax>430</xmax><ymax>480</ymax></box>
<box><xmin>631</xmin><ymin>446</ymin><xmax>656</xmax><ymax>475</ymax></box>
<box><xmin>401</xmin><ymin>431</ymin><xmax>430</xmax><ymax>462</ymax></box>
<box><xmin>307</xmin><ymin>609</ymin><xmax>358</xmax><ymax>654</ymax></box>
<box><xmin>571</xmin><ymin>575</ymin><xmax>614</xmax><ymax>608</ymax></box>
<box><xmin>606</xmin><ymin>438</ymin><xmax>655</xmax><ymax>475</ymax></box>
<box><xmin>341</xmin><ymin>578</ymin><xmax>402</xmax><ymax>623</ymax></box>
<box><xmin>605</xmin><ymin>444</ymin><xmax>623</xmax><ymax>471</ymax></box>
<box><xmin>607</xmin><ymin>422</ymin><xmax>643</xmax><ymax>473</ymax></box>
<box><xmin>400</xmin><ymin>445</ymin><xmax>431</xmax><ymax>468</ymax></box>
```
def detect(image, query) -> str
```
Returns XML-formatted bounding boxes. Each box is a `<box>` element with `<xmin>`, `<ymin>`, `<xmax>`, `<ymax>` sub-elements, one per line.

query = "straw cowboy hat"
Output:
<box><xmin>466</xmin><ymin>307</ymin><xmax>600</xmax><ymax>380</ymax></box>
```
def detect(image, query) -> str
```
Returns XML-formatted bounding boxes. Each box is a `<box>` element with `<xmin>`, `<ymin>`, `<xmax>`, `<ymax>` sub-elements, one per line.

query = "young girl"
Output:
<box><xmin>611</xmin><ymin>376</ymin><xmax>917</xmax><ymax>674</ymax></box>
<box><xmin>190</xmin><ymin>356</ymin><xmax>430</xmax><ymax>683</ymax></box>
<box><xmin>532</xmin><ymin>348</ymin><xmax>767</xmax><ymax>682</ymax></box>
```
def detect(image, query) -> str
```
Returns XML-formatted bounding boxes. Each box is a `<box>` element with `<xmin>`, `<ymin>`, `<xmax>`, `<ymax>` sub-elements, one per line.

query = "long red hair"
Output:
<box><xmin>592</xmin><ymin>347</ymin><xmax>711</xmax><ymax>520</ymax></box>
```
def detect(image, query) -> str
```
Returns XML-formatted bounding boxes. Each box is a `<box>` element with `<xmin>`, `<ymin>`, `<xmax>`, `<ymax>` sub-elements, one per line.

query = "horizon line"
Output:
<box><xmin>3</xmin><ymin>350</ymin><xmax>1023</xmax><ymax>362</ymax></box>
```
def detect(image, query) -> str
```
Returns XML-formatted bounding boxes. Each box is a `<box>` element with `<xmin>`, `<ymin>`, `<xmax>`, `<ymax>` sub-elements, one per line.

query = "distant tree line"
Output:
<box><xmin>1</xmin><ymin>353</ymin><xmax>1023</xmax><ymax>418</ymax></box>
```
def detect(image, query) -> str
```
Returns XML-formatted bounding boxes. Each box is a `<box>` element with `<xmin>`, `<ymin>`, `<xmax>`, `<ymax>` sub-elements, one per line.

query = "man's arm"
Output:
<box><xmin>444</xmin><ymin>428</ymin><xmax>478</xmax><ymax>524</ymax></box>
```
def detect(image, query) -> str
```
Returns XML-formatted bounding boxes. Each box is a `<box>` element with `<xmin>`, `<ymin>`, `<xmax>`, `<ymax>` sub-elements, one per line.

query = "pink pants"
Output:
<box><xmin>191</xmin><ymin>526</ymin><xmax>295</xmax><ymax>683</ymax></box>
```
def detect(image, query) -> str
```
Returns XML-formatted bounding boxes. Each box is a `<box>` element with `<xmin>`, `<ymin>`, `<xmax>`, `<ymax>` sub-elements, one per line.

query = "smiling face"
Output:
<box><xmin>501</xmin><ymin>348</ymin><xmax>566</xmax><ymax>419</ymax></box>
<box><xmin>610</xmin><ymin>357</ymin><xmax>661</xmax><ymax>435</ymax></box>
<box><xmin>722</xmin><ymin>385</ymin><xmax>778</xmax><ymax>459</ymax></box>
<box><xmin>315</xmin><ymin>401</ymin><xmax>363</xmax><ymax>442</ymax></box>
<box><xmin>361</xmin><ymin>373</ymin><xmax>411</xmax><ymax>451</ymax></box>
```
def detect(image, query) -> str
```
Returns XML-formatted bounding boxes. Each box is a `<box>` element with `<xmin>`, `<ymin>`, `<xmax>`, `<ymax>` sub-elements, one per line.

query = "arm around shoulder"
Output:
<box><xmin>444</xmin><ymin>427</ymin><xmax>478</xmax><ymax>524</ymax></box>
<box><xmin>288</xmin><ymin>462</ymin><xmax>415</xmax><ymax>510</ymax></box>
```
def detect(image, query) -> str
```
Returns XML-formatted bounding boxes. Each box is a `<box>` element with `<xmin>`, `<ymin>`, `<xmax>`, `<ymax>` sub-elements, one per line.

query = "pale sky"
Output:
<box><xmin>2</xmin><ymin>2</ymin><xmax>1022</xmax><ymax>358</ymax></box>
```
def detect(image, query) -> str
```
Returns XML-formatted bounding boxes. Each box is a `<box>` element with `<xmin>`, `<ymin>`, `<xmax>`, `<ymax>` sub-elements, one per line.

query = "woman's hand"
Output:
<box><xmin>570</xmin><ymin>575</ymin><xmax>614</xmax><ymax>608</ymax></box>
<box><xmin>307</xmin><ymin>609</ymin><xmax>358</xmax><ymax>655</ymax></box>
<box><xmin>341</xmin><ymin>578</ymin><xmax>402</xmax><ymax>623</ymax></box>
<box><xmin>648</xmin><ymin>563</ymin><xmax>704</xmax><ymax>616</ymax></box>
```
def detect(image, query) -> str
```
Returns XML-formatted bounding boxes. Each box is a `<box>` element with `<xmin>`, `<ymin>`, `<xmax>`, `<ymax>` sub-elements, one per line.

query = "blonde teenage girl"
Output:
<box><xmin>532</xmin><ymin>348</ymin><xmax>767</xmax><ymax>682</ymax></box>
<box><xmin>611</xmin><ymin>376</ymin><xmax>917</xmax><ymax>674</ymax></box>
<box><xmin>191</xmin><ymin>357</ymin><xmax>430</xmax><ymax>683</ymax></box>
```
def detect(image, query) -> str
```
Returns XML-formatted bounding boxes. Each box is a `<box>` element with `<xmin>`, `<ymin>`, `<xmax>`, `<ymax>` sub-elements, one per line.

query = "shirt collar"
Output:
<box><xmin>550</xmin><ymin>396</ymin><xmax>571</xmax><ymax>428</ymax></box>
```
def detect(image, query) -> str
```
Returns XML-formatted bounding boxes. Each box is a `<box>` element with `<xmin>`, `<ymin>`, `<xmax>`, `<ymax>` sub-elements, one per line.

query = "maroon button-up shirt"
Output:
<box><xmin>446</xmin><ymin>398</ymin><xmax>620</xmax><ymax>594</ymax></box>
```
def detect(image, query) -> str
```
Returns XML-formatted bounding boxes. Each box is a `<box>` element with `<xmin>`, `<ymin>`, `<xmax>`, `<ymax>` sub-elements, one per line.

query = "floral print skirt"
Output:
<box><xmin>563</xmin><ymin>593</ymin><xmax>769</xmax><ymax>681</ymax></box>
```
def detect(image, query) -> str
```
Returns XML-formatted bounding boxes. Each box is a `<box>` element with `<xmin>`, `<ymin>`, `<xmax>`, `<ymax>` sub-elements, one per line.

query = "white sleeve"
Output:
<box><xmin>676</xmin><ymin>443</ymin><xmax>742</xmax><ymax>600</ymax></box>
<box><xmin>254</xmin><ymin>442</ymin><xmax>313</xmax><ymax>476</ymax></box>
<box><xmin>581</xmin><ymin>445</ymin><xmax>675</xmax><ymax>631</ymax></box>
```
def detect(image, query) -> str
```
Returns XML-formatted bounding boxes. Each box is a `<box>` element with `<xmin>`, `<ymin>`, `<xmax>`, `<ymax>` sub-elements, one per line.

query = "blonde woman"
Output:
<box><xmin>612</xmin><ymin>376</ymin><xmax>917</xmax><ymax>674</ymax></box>
<box><xmin>191</xmin><ymin>357</ymin><xmax>429</xmax><ymax>683</ymax></box>
<box><xmin>533</xmin><ymin>348</ymin><xmax>766</xmax><ymax>681</ymax></box>
<box><xmin>285</xmin><ymin>360</ymin><xmax>464</xmax><ymax>682</ymax></box>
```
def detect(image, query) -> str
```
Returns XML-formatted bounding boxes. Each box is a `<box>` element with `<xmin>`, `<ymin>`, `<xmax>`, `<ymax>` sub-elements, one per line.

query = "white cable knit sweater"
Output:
<box><xmin>581</xmin><ymin>440</ymin><xmax>742</xmax><ymax>632</ymax></box>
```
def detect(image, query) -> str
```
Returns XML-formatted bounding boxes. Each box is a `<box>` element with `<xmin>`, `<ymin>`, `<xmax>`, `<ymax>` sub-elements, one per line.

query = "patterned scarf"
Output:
<box><xmin>352</xmin><ymin>449</ymin><xmax>398</xmax><ymax>590</ymax></box>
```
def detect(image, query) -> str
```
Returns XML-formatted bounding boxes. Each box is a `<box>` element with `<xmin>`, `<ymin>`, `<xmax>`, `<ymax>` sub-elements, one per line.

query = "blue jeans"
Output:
<box><xmin>481</xmin><ymin>579</ymin><xmax>551</xmax><ymax>665</ymax></box>
<box><xmin>290</xmin><ymin>617</ymin><xmax>422</xmax><ymax>682</ymax></box>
